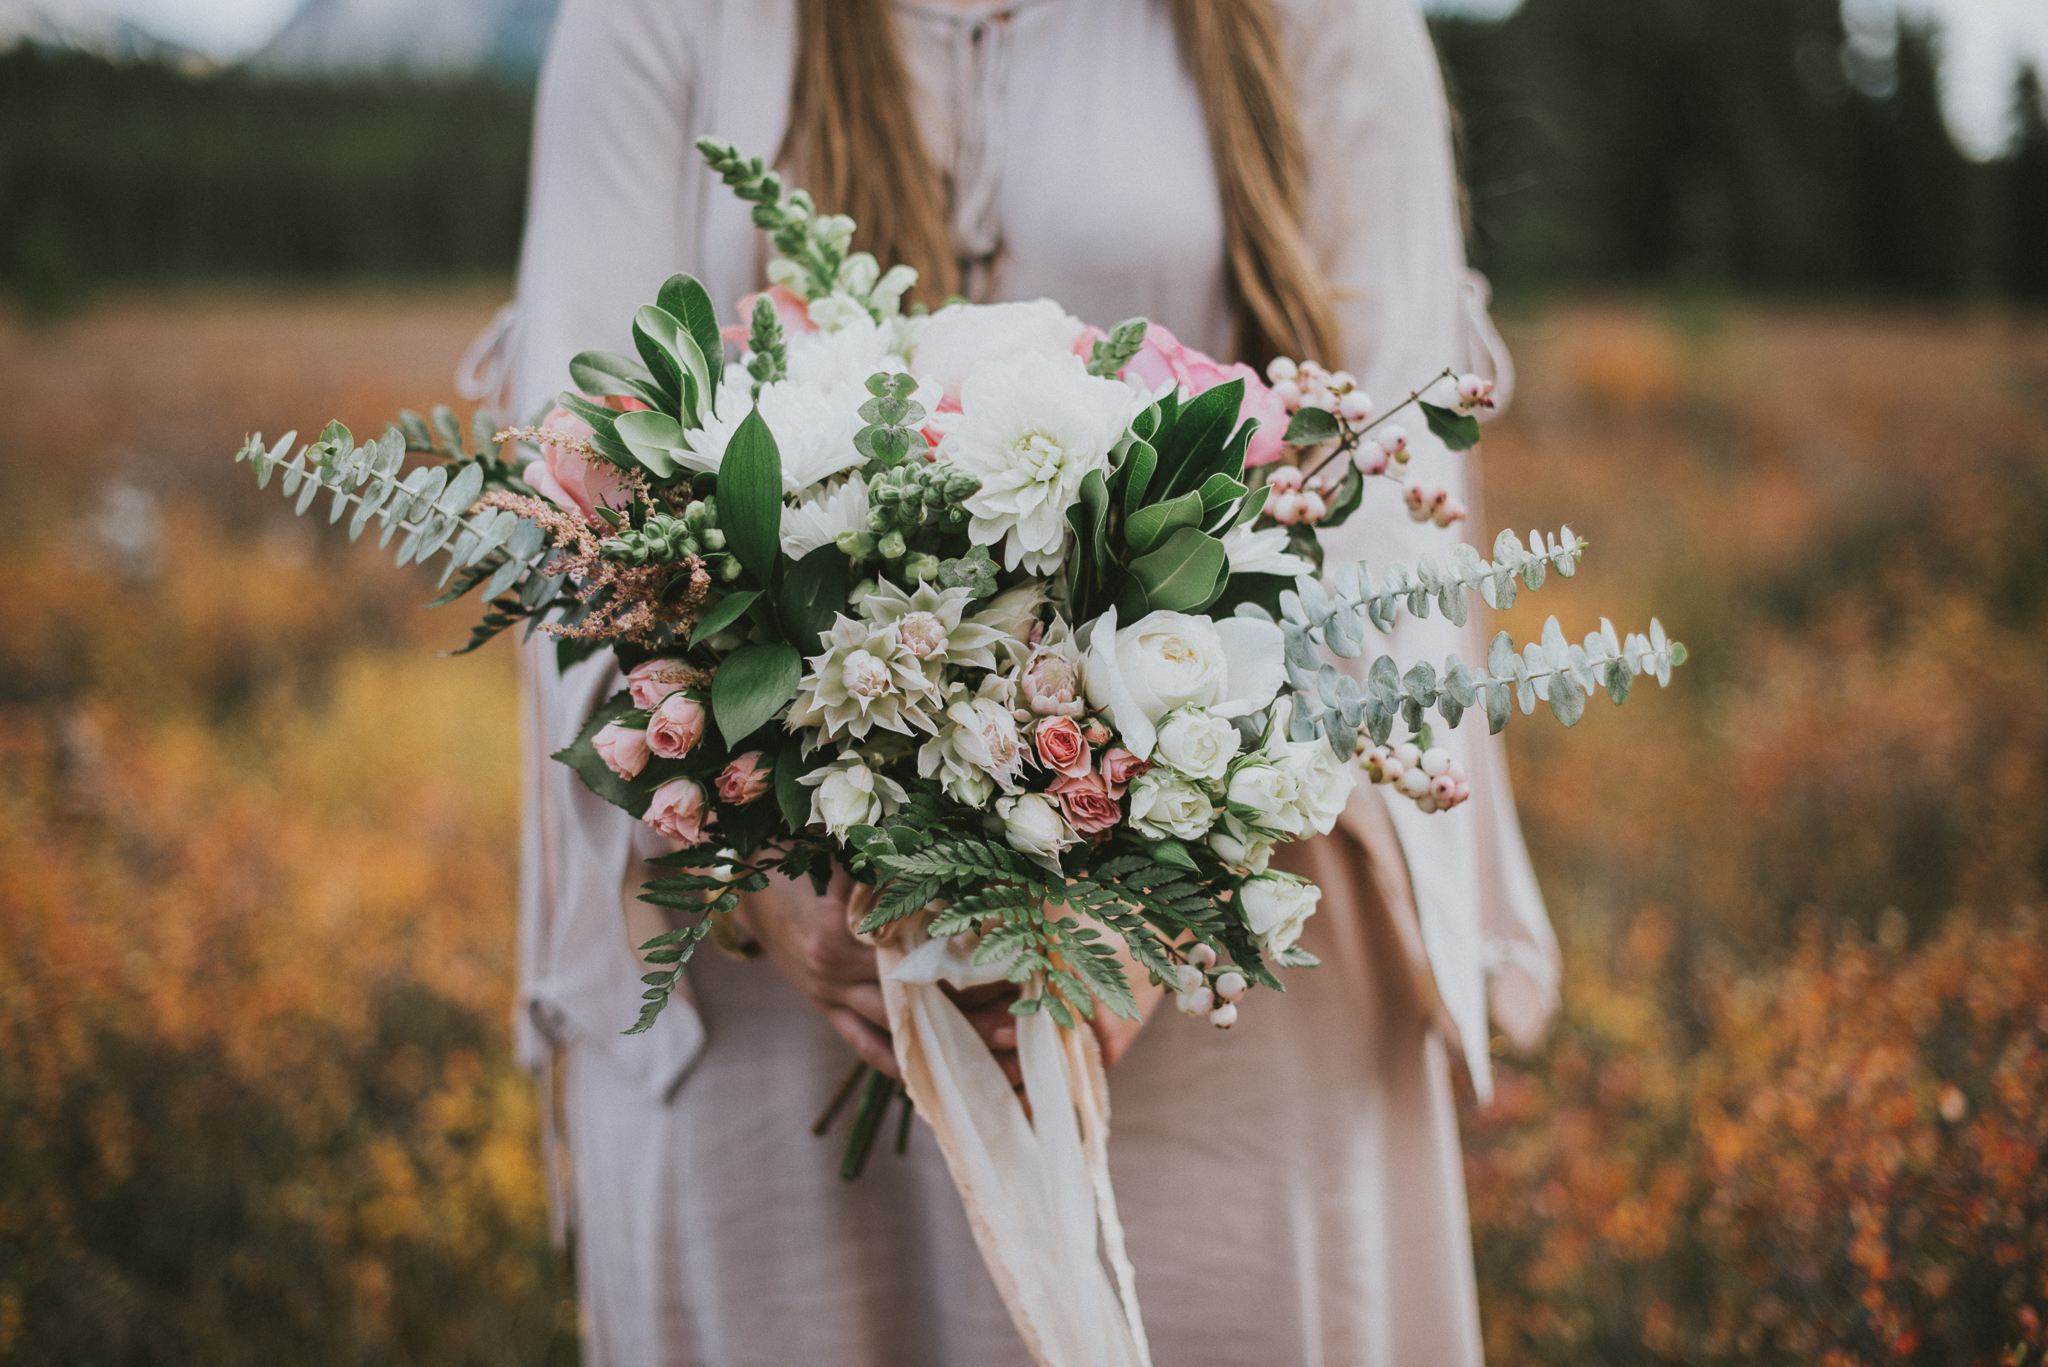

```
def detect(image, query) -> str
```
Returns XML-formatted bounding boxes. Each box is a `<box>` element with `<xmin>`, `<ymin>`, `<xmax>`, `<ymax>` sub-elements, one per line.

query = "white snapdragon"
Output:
<box><xmin>1238</xmin><ymin>873</ymin><xmax>1321</xmax><ymax>958</ymax></box>
<box><xmin>1153</xmin><ymin>708</ymin><xmax>1241</xmax><ymax>784</ymax></box>
<box><xmin>799</xmin><ymin>756</ymin><xmax>909</xmax><ymax>840</ymax></box>
<box><xmin>1126</xmin><ymin>769</ymin><xmax>1217</xmax><ymax>842</ymax></box>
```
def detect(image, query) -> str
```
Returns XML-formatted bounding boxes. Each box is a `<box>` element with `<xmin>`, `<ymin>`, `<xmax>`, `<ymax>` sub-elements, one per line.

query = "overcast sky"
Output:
<box><xmin>100</xmin><ymin>0</ymin><xmax>2048</xmax><ymax>157</ymax></box>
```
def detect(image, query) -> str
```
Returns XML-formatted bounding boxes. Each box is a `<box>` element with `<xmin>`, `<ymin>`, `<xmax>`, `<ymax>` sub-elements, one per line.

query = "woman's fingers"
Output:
<box><xmin>831</xmin><ymin>981</ymin><xmax>892</xmax><ymax>1034</ymax></box>
<box><xmin>825</xmin><ymin>1006</ymin><xmax>900</xmax><ymax>1078</ymax></box>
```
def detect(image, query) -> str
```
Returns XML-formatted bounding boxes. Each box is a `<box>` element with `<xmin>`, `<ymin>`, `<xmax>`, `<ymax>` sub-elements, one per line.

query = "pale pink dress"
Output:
<box><xmin>505</xmin><ymin>1</ymin><xmax>1557</xmax><ymax>1363</ymax></box>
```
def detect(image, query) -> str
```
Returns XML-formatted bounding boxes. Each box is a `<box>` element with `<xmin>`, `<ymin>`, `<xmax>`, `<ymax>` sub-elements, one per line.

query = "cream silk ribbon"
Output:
<box><xmin>858</xmin><ymin>900</ymin><xmax>1153</xmax><ymax>1367</ymax></box>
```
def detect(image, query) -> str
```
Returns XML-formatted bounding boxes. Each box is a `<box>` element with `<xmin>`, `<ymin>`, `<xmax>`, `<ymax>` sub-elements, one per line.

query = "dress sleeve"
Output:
<box><xmin>1281</xmin><ymin>0</ymin><xmax>1559</xmax><ymax>1092</ymax></box>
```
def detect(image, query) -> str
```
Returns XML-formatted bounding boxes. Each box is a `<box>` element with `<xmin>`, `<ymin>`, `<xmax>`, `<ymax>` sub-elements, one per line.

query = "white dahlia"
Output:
<box><xmin>943</xmin><ymin>350</ymin><xmax>1139</xmax><ymax>575</ymax></box>
<box><xmin>781</xmin><ymin>474</ymin><xmax>870</xmax><ymax>560</ymax></box>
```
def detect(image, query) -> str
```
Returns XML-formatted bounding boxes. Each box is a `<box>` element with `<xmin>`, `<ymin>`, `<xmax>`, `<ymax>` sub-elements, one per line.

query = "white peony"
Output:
<box><xmin>1224</xmin><ymin>757</ymin><xmax>1306</xmax><ymax>836</ymax></box>
<box><xmin>1080</xmin><ymin>607</ymin><xmax>1286</xmax><ymax>759</ymax></box>
<box><xmin>996</xmin><ymin>792</ymin><xmax>1080</xmax><ymax>871</ymax></box>
<box><xmin>1238</xmin><ymin>873</ymin><xmax>1321</xmax><ymax>958</ymax></box>
<box><xmin>1219</xmin><ymin>522</ymin><xmax>1314</xmax><ymax>578</ymax></box>
<box><xmin>909</xmin><ymin>298</ymin><xmax>1090</xmax><ymax>406</ymax></box>
<box><xmin>1272</xmin><ymin>736</ymin><xmax>1356</xmax><ymax>836</ymax></box>
<box><xmin>944</xmin><ymin>349</ymin><xmax>1139</xmax><ymax>575</ymax></box>
<box><xmin>799</xmin><ymin>756</ymin><xmax>909</xmax><ymax>839</ymax></box>
<box><xmin>781</xmin><ymin>474</ymin><xmax>870</xmax><ymax>560</ymax></box>
<box><xmin>1153</xmin><ymin>708</ymin><xmax>1241</xmax><ymax>784</ymax></box>
<box><xmin>1126</xmin><ymin>768</ymin><xmax>1217</xmax><ymax>842</ymax></box>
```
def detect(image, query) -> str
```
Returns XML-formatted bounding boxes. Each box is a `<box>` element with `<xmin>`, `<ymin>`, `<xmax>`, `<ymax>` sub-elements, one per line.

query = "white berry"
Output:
<box><xmin>1187</xmin><ymin>942</ymin><xmax>1218</xmax><ymax>970</ymax></box>
<box><xmin>1215</xmin><ymin>971</ymin><xmax>1248</xmax><ymax>1002</ymax></box>
<box><xmin>1397</xmin><ymin>767</ymin><xmax>1431</xmax><ymax>798</ymax></box>
<box><xmin>1173</xmin><ymin>964</ymin><xmax>1206</xmax><ymax>993</ymax></box>
<box><xmin>1420</xmin><ymin>747</ymin><xmax>1450</xmax><ymax>777</ymax></box>
<box><xmin>1208</xmin><ymin>1003</ymin><xmax>1239</xmax><ymax>1029</ymax></box>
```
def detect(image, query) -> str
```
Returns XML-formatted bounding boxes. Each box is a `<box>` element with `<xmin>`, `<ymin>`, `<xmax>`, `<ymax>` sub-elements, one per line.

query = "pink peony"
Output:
<box><xmin>1033</xmin><ymin>716</ymin><xmax>1092</xmax><ymax>779</ymax></box>
<box><xmin>1098</xmin><ymin>747</ymin><xmax>1151</xmax><ymax>799</ymax></box>
<box><xmin>911</xmin><ymin>299</ymin><xmax>1090</xmax><ymax>406</ymax></box>
<box><xmin>646</xmin><ymin>693</ymin><xmax>707</xmax><ymax>760</ymax></box>
<box><xmin>1049</xmin><ymin>771</ymin><xmax>1123</xmax><ymax>835</ymax></box>
<box><xmin>1120</xmin><ymin>324</ymin><xmax>1289</xmax><ymax>468</ymax></box>
<box><xmin>717</xmin><ymin>752</ymin><xmax>772</xmax><ymax>806</ymax></box>
<box><xmin>723</xmin><ymin>283</ymin><xmax>819</xmax><ymax>344</ymax></box>
<box><xmin>627</xmin><ymin>658</ymin><xmax>696</xmax><ymax>710</ymax></box>
<box><xmin>522</xmin><ymin>399</ymin><xmax>642</xmax><ymax>522</ymax></box>
<box><xmin>645</xmin><ymin>778</ymin><xmax>713</xmax><ymax>846</ymax></box>
<box><xmin>592</xmin><ymin>721</ymin><xmax>651</xmax><ymax>779</ymax></box>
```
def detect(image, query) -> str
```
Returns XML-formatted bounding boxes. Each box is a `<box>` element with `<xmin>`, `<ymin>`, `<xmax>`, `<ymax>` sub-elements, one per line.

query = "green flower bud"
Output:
<box><xmin>903</xmin><ymin>553</ymin><xmax>940</xmax><ymax>584</ymax></box>
<box><xmin>699</xmin><ymin>528</ymin><xmax>726</xmax><ymax>552</ymax></box>
<box><xmin>877</xmin><ymin>531</ymin><xmax>907</xmax><ymax>561</ymax></box>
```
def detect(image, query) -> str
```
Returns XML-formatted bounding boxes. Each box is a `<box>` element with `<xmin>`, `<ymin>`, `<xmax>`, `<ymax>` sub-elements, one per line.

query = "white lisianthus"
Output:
<box><xmin>1126</xmin><ymin>769</ymin><xmax>1217</xmax><ymax>842</ymax></box>
<box><xmin>996</xmin><ymin>792</ymin><xmax>1080</xmax><ymax>871</ymax></box>
<box><xmin>1224</xmin><ymin>757</ymin><xmax>1305</xmax><ymax>836</ymax></box>
<box><xmin>945</xmin><ymin>350</ymin><xmax>1138</xmax><ymax>574</ymax></box>
<box><xmin>1273</xmin><ymin>736</ymin><xmax>1356</xmax><ymax>836</ymax></box>
<box><xmin>798</xmin><ymin>756</ymin><xmax>909</xmax><ymax>839</ymax></box>
<box><xmin>1238</xmin><ymin>873</ymin><xmax>1321</xmax><ymax>958</ymax></box>
<box><xmin>781</xmin><ymin>474</ymin><xmax>870</xmax><ymax>560</ymax></box>
<box><xmin>1208</xmin><ymin>815</ymin><xmax>1275</xmax><ymax>875</ymax></box>
<box><xmin>1080</xmin><ymin>607</ymin><xmax>1286</xmax><ymax>759</ymax></box>
<box><xmin>1219</xmin><ymin>522</ymin><xmax>1314</xmax><ymax>578</ymax></box>
<box><xmin>1153</xmin><ymin>708</ymin><xmax>1241</xmax><ymax>784</ymax></box>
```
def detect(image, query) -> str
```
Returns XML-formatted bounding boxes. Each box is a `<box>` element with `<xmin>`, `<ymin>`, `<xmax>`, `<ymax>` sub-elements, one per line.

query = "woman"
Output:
<box><xmin>508</xmin><ymin>0</ymin><xmax>1558</xmax><ymax>1363</ymax></box>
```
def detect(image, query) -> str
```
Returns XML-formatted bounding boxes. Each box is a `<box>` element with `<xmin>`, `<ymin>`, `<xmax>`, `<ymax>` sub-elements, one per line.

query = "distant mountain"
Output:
<box><xmin>0</xmin><ymin>0</ymin><xmax>190</xmax><ymax>61</ymax></box>
<box><xmin>255</xmin><ymin>0</ymin><xmax>559</xmax><ymax>77</ymax></box>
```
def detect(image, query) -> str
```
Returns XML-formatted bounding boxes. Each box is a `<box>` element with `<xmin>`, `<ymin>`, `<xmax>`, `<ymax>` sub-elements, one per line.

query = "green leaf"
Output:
<box><xmin>1145</xmin><ymin>839</ymin><xmax>1199</xmax><ymax>873</ymax></box>
<box><xmin>777</xmin><ymin>545</ymin><xmax>850</xmax><ymax>653</ymax></box>
<box><xmin>551</xmin><ymin>691</ymin><xmax>650</xmax><ymax>816</ymax></box>
<box><xmin>717</xmin><ymin>408</ymin><xmax>785</xmax><ymax>584</ymax></box>
<box><xmin>711</xmin><ymin>642</ymin><xmax>801</xmax><ymax>748</ymax></box>
<box><xmin>689</xmin><ymin>589</ymin><xmax>761</xmax><ymax>647</ymax></box>
<box><xmin>612</xmin><ymin>409</ymin><xmax>687</xmax><ymax>479</ymax></box>
<box><xmin>1284</xmin><ymin>406</ymin><xmax>1340</xmax><ymax>445</ymax></box>
<box><xmin>1128</xmin><ymin>527</ymin><xmax>1228</xmax><ymax>612</ymax></box>
<box><xmin>1420</xmin><ymin>401</ymin><xmax>1481</xmax><ymax>452</ymax></box>
<box><xmin>635</xmin><ymin>305</ymin><xmax>711</xmax><ymax>423</ymax></box>
<box><xmin>1123</xmin><ymin>487</ymin><xmax>1206</xmax><ymax>556</ymax></box>
<box><xmin>569</xmin><ymin>350</ymin><xmax>664</xmax><ymax>409</ymax></box>
<box><xmin>1153</xmin><ymin>379</ymin><xmax>1243</xmax><ymax>499</ymax></box>
<box><xmin>556</xmin><ymin>392</ymin><xmax>636</xmax><ymax>467</ymax></box>
<box><xmin>775</xmin><ymin>745</ymin><xmax>828</xmax><ymax>832</ymax></box>
<box><xmin>658</xmin><ymin>274</ymin><xmax>725</xmax><ymax>413</ymax></box>
<box><xmin>1118</xmin><ymin>438</ymin><xmax>1158</xmax><ymax>520</ymax></box>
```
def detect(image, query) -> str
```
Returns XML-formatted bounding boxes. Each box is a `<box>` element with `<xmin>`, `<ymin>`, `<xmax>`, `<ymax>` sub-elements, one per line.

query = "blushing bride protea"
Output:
<box><xmin>941</xmin><ymin>349</ymin><xmax>1138</xmax><ymax>575</ymax></box>
<box><xmin>859</xmin><ymin>578</ymin><xmax>1011</xmax><ymax>675</ymax></box>
<box><xmin>918</xmin><ymin>676</ymin><xmax>1029</xmax><ymax>807</ymax></box>
<box><xmin>789</xmin><ymin>614</ymin><xmax>943</xmax><ymax>745</ymax></box>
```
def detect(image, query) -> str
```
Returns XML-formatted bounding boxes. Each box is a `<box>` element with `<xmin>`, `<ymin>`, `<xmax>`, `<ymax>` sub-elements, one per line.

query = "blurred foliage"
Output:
<box><xmin>0</xmin><ymin>48</ymin><xmax>532</xmax><ymax>314</ymax></box>
<box><xmin>1465</xmin><ymin>304</ymin><xmax>2048</xmax><ymax>1364</ymax></box>
<box><xmin>0</xmin><ymin>294</ymin><xmax>575</xmax><ymax>1364</ymax></box>
<box><xmin>1432</xmin><ymin>6</ymin><xmax>2048</xmax><ymax>301</ymax></box>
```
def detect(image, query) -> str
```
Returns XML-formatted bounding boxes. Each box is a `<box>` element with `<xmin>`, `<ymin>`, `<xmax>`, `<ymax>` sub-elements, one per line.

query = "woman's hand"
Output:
<box><xmin>735</xmin><ymin>865</ymin><xmax>900</xmax><ymax>1078</ymax></box>
<box><xmin>950</xmin><ymin>941</ymin><xmax>1167</xmax><ymax>1090</ymax></box>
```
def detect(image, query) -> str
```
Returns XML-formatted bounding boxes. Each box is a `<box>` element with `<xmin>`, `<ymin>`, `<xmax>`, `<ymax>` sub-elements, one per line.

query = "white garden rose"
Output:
<box><xmin>1274</xmin><ymin>736</ymin><xmax>1356</xmax><ymax>836</ymax></box>
<box><xmin>1224</xmin><ymin>757</ymin><xmax>1306</xmax><ymax>836</ymax></box>
<box><xmin>798</xmin><ymin>756</ymin><xmax>909</xmax><ymax>839</ymax></box>
<box><xmin>1126</xmin><ymin>769</ymin><xmax>1217</xmax><ymax>842</ymax></box>
<box><xmin>996</xmin><ymin>792</ymin><xmax>1080</xmax><ymax>869</ymax></box>
<box><xmin>1153</xmin><ymin>708</ymin><xmax>1241</xmax><ymax>784</ymax></box>
<box><xmin>1238</xmin><ymin>873</ymin><xmax>1322</xmax><ymax>958</ymax></box>
<box><xmin>1208</xmin><ymin>815</ymin><xmax>1274</xmax><ymax>875</ymax></box>
<box><xmin>945</xmin><ymin>349</ymin><xmax>1138</xmax><ymax>575</ymax></box>
<box><xmin>1081</xmin><ymin>607</ymin><xmax>1287</xmax><ymax>759</ymax></box>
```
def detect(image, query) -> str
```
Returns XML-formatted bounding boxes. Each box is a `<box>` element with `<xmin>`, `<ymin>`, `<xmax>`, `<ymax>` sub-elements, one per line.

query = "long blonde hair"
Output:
<box><xmin>781</xmin><ymin>0</ymin><xmax>1341</xmax><ymax>370</ymax></box>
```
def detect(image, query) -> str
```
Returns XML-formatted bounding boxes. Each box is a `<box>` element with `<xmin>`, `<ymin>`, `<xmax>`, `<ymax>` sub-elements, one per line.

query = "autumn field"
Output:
<box><xmin>2</xmin><ymin>289</ymin><xmax>2045</xmax><ymax>1365</ymax></box>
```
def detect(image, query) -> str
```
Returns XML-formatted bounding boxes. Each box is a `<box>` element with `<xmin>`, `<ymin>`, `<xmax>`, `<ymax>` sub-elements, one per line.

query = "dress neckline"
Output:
<box><xmin>892</xmin><ymin>0</ymin><xmax>1065</xmax><ymax>26</ymax></box>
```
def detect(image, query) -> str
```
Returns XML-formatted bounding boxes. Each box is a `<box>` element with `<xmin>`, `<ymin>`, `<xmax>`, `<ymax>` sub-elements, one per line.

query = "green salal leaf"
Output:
<box><xmin>1196</xmin><ymin>471</ymin><xmax>1246</xmax><ymax>513</ymax></box>
<box><xmin>778</xmin><ymin>546</ymin><xmax>850</xmax><ymax>653</ymax></box>
<box><xmin>1123</xmin><ymin>487</ymin><xmax>1206</xmax><ymax>556</ymax></box>
<box><xmin>1152</xmin><ymin>379</ymin><xmax>1242</xmax><ymax>500</ymax></box>
<box><xmin>658</xmin><ymin>274</ymin><xmax>725</xmax><ymax>411</ymax></box>
<box><xmin>1420</xmin><ymin>401</ymin><xmax>1481</xmax><ymax>452</ymax></box>
<box><xmin>1284</xmin><ymin>406</ymin><xmax>1341</xmax><ymax>446</ymax></box>
<box><xmin>613</xmin><ymin>409</ymin><xmax>687</xmax><ymax>479</ymax></box>
<box><xmin>716</xmin><ymin>408</ymin><xmax>785</xmax><ymax>585</ymax></box>
<box><xmin>570</xmin><ymin>350</ymin><xmax>666</xmax><ymax>410</ymax></box>
<box><xmin>711</xmin><ymin>642</ymin><xmax>801</xmax><ymax>748</ymax></box>
<box><xmin>1129</xmin><ymin>526</ymin><xmax>1228</xmax><ymax>613</ymax></box>
<box><xmin>689</xmin><ymin>589</ymin><xmax>762</xmax><ymax>647</ymax></box>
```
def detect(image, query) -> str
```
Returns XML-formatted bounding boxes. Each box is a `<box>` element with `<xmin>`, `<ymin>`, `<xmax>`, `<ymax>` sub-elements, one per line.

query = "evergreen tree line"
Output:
<box><xmin>3</xmin><ymin>2</ymin><xmax>2046</xmax><ymax>311</ymax></box>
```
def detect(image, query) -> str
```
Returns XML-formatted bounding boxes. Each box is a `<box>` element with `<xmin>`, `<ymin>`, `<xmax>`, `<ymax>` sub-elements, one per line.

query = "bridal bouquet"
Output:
<box><xmin>235</xmin><ymin>136</ymin><xmax>1680</xmax><ymax>1149</ymax></box>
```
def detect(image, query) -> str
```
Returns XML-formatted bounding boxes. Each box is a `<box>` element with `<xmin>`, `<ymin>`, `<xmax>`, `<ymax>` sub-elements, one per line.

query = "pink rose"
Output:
<box><xmin>1049</xmin><ymin>772</ymin><xmax>1122</xmax><ymax>835</ymax></box>
<box><xmin>627</xmin><ymin>658</ymin><xmax>697</xmax><ymax>710</ymax></box>
<box><xmin>593</xmin><ymin>721</ymin><xmax>651</xmax><ymax>779</ymax></box>
<box><xmin>1099</xmin><ymin>747</ymin><xmax>1150</xmax><ymax>800</ymax></box>
<box><xmin>645</xmin><ymin>778</ymin><xmax>713</xmax><ymax>847</ymax></box>
<box><xmin>717</xmin><ymin>752</ymin><xmax>772</xmax><ymax>806</ymax></box>
<box><xmin>646</xmin><ymin>693</ymin><xmax>706</xmax><ymax>760</ymax></box>
<box><xmin>1120</xmin><ymin>324</ymin><xmax>1288</xmax><ymax>469</ymax></box>
<box><xmin>522</xmin><ymin>400</ymin><xmax>640</xmax><ymax>522</ymax></box>
<box><xmin>1034</xmin><ymin>716</ymin><xmax>1092</xmax><ymax>779</ymax></box>
<box><xmin>724</xmin><ymin>283</ymin><xmax>819</xmax><ymax>344</ymax></box>
<box><xmin>910</xmin><ymin>299</ymin><xmax>1089</xmax><ymax>406</ymax></box>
